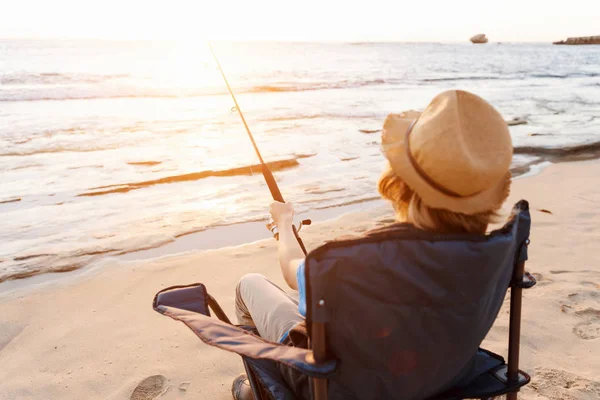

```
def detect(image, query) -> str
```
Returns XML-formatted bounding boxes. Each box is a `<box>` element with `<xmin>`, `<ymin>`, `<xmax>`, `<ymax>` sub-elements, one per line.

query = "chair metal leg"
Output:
<box><xmin>506</xmin><ymin>260</ymin><xmax>526</xmax><ymax>400</ymax></box>
<box><xmin>313</xmin><ymin>379</ymin><xmax>328</xmax><ymax>400</ymax></box>
<box><xmin>243</xmin><ymin>358</ymin><xmax>267</xmax><ymax>400</ymax></box>
<box><xmin>311</xmin><ymin>321</ymin><xmax>328</xmax><ymax>400</ymax></box>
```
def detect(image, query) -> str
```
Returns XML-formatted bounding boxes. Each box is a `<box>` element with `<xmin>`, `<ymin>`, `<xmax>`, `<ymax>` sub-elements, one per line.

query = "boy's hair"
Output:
<box><xmin>378</xmin><ymin>166</ymin><xmax>509</xmax><ymax>234</ymax></box>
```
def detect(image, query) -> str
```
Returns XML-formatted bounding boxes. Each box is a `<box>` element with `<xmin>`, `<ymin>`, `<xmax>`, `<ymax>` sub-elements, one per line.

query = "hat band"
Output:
<box><xmin>405</xmin><ymin>119</ymin><xmax>463</xmax><ymax>198</ymax></box>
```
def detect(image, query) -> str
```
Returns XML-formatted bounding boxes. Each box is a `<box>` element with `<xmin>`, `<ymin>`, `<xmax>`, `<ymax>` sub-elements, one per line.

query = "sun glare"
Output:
<box><xmin>150</xmin><ymin>43</ymin><xmax>218</xmax><ymax>89</ymax></box>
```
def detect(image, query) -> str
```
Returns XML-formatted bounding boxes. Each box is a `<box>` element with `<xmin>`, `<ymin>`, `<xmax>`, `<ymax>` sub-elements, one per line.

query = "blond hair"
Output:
<box><xmin>378</xmin><ymin>166</ymin><xmax>509</xmax><ymax>234</ymax></box>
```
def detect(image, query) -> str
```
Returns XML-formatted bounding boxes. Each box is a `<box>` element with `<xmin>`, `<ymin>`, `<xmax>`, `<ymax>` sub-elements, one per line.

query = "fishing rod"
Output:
<box><xmin>209</xmin><ymin>44</ymin><xmax>309</xmax><ymax>255</ymax></box>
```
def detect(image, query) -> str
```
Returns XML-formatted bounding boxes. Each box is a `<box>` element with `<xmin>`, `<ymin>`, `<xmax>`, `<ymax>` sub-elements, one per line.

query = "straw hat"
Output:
<box><xmin>381</xmin><ymin>90</ymin><xmax>512</xmax><ymax>215</ymax></box>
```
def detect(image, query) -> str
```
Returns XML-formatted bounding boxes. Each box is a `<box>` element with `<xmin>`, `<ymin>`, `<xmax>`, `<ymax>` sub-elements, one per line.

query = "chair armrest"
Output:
<box><xmin>153</xmin><ymin>283</ymin><xmax>212</xmax><ymax>316</ymax></box>
<box><xmin>154</xmin><ymin>299</ymin><xmax>336</xmax><ymax>378</ymax></box>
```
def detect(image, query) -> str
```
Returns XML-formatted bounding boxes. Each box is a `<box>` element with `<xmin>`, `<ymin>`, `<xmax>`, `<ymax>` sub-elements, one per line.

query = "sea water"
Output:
<box><xmin>1</xmin><ymin>40</ymin><xmax>599</xmax><ymax>281</ymax></box>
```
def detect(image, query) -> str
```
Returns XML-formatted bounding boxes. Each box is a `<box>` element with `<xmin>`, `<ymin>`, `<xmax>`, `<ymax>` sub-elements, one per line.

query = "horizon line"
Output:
<box><xmin>0</xmin><ymin>37</ymin><xmax>562</xmax><ymax>44</ymax></box>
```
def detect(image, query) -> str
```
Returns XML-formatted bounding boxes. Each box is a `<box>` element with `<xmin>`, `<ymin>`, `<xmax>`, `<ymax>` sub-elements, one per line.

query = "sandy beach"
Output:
<box><xmin>1</xmin><ymin>158</ymin><xmax>599</xmax><ymax>400</ymax></box>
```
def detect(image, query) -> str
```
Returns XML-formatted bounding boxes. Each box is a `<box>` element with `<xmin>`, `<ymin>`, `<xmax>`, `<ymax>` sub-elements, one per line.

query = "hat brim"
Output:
<box><xmin>381</xmin><ymin>113</ymin><xmax>510</xmax><ymax>215</ymax></box>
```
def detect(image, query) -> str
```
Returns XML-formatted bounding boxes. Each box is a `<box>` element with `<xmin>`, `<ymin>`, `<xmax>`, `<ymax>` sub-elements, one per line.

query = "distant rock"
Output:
<box><xmin>470</xmin><ymin>34</ymin><xmax>489</xmax><ymax>44</ymax></box>
<box><xmin>553</xmin><ymin>35</ymin><xmax>600</xmax><ymax>45</ymax></box>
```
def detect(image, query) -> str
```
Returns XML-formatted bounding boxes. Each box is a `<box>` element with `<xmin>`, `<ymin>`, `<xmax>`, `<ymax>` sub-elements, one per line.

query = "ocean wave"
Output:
<box><xmin>0</xmin><ymin>90</ymin><xmax>209</xmax><ymax>102</ymax></box>
<box><xmin>421</xmin><ymin>76</ymin><xmax>501</xmax><ymax>82</ymax></box>
<box><xmin>127</xmin><ymin>161</ymin><xmax>162</xmax><ymax>167</ymax></box>
<box><xmin>0</xmin><ymin>78</ymin><xmax>390</xmax><ymax>102</ymax></box>
<box><xmin>514</xmin><ymin>140</ymin><xmax>600</xmax><ymax>161</ymax></box>
<box><xmin>304</xmin><ymin>187</ymin><xmax>346</xmax><ymax>195</ymax></box>
<box><xmin>0</xmin><ymin>144</ymin><xmax>121</xmax><ymax>157</ymax></box>
<box><xmin>0</xmin><ymin>249</ymin><xmax>122</xmax><ymax>283</ymax></box>
<box><xmin>530</xmin><ymin>73</ymin><xmax>568</xmax><ymax>79</ymax></box>
<box><xmin>0</xmin><ymin>198</ymin><xmax>21</xmax><ymax>204</ymax></box>
<box><xmin>262</xmin><ymin>112</ymin><xmax>383</xmax><ymax>123</ymax></box>
<box><xmin>314</xmin><ymin>196</ymin><xmax>381</xmax><ymax>210</ymax></box>
<box><xmin>574</xmin><ymin>72</ymin><xmax>600</xmax><ymax>78</ymax></box>
<box><xmin>529</xmin><ymin>72</ymin><xmax>600</xmax><ymax>79</ymax></box>
<box><xmin>0</xmin><ymin>72</ymin><xmax>129</xmax><ymax>86</ymax></box>
<box><xmin>77</xmin><ymin>155</ymin><xmax>314</xmax><ymax>197</ymax></box>
<box><xmin>0</xmin><ymin>262</ymin><xmax>81</xmax><ymax>284</ymax></box>
<box><xmin>249</xmin><ymin>79</ymin><xmax>387</xmax><ymax>93</ymax></box>
<box><xmin>2</xmin><ymin>69</ymin><xmax>598</xmax><ymax>102</ymax></box>
<box><xmin>7</xmin><ymin>163</ymin><xmax>43</xmax><ymax>170</ymax></box>
<box><xmin>421</xmin><ymin>71</ymin><xmax>600</xmax><ymax>83</ymax></box>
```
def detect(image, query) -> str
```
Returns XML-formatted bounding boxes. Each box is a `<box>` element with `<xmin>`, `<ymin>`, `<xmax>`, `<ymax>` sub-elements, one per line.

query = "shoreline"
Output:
<box><xmin>118</xmin><ymin>197</ymin><xmax>385</xmax><ymax>262</ymax></box>
<box><xmin>0</xmin><ymin>149</ymin><xmax>590</xmax><ymax>292</ymax></box>
<box><xmin>0</xmin><ymin>198</ymin><xmax>385</xmax><ymax>297</ymax></box>
<box><xmin>0</xmin><ymin>155</ymin><xmax>584</xmax><ymax>299</ymax></box>
<box><xmin>0</xmin><ymin>153</ymin><xmax>563</xmax><ymax>293</ymax></box>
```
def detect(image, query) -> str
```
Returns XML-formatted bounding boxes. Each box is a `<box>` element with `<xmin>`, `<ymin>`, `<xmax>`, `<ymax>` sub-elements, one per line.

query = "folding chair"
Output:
<box><xmin>153</xmin><ymin>200</ymin><xmax>535</xmax><ymax>400</ymax></box>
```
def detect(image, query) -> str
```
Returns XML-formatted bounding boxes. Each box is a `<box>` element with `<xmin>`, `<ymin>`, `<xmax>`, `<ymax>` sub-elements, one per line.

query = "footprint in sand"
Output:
<box><xmin>549</xmin><ymin>270</ymin><xmax>572</xmax><ymax>274</ymax></box>
<box><xmin>573</xmin><ymin>308</ymin><xmax>600</xmax><ymax>340</ymax></box>
<box><xmin>559</xmin><ymin>283</ymin><xmax>600</xmax><ymax>340</ymax></box>
<box><xmin>581</xmin><ymin>281</ymin><xmax>600</xmax><ymax>289</ymax></box>
<box><xmin>131</xmin><ymin>375</ymin><xmax>168</xmax><ymax>400</ymax></box>
<box><xmin>527</xmin><ymin>367</ymin><xmax>600</xmax><ymax>400</ymax></box>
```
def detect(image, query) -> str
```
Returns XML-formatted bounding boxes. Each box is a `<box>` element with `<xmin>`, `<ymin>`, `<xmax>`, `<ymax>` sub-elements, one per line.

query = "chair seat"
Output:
<box><xmin>239</xmin><ymin>346</ymin><xmax>531</xmax><ymax>400</ymax></box>
<box><xmin>430</xmin><ymin>363</ymin><xmax>531</xmax><ymax>400</ymax></box>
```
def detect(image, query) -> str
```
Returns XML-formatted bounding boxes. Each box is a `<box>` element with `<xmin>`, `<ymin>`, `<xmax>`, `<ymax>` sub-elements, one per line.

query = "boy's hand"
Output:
<box><xmin>269</xmin><ymin>201</ymin><xmax>294</xmax><ymax>228</ymax></box>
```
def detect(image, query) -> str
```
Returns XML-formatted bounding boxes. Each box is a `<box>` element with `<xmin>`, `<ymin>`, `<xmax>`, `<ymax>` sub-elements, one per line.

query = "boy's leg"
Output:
<box><xmin>235</xmin><ymin>273</ymin><xmax>304</xmax><ymax>342</ymax></box>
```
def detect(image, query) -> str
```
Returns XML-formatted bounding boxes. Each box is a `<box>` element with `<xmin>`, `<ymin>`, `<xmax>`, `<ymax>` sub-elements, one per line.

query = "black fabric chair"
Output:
<box><xmin>153</xmin><ymin>200</ymin><xmax>535</xmax><ymax>400</ymax></box>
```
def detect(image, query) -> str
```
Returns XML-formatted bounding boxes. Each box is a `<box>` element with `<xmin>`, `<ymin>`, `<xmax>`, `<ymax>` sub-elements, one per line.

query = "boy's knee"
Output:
<box><xmin>237</xmin><ymin>273</ymin><xmax>267</xmax><ymax>294</ymax></box>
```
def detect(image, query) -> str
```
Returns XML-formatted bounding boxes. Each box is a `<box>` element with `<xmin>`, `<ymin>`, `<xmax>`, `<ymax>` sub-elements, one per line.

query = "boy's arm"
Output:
<box><xmin>269</xmin><ymin>202</ymin><xmax>304</xmax><ymax>290</ymax></box>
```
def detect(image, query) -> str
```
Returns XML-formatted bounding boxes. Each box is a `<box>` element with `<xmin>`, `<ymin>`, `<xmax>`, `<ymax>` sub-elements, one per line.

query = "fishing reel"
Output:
<box><xmin>267</xmin><ymin>218</ymin><xmax>312</xmax><ymax>239</ymax></box>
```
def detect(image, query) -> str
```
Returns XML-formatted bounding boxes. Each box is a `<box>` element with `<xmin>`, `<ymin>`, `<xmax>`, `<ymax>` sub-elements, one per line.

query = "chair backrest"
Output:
<box><xmin>303</xmin><ymin>201</ymin><xmax>531</xmax><ymax>400</ymax></box>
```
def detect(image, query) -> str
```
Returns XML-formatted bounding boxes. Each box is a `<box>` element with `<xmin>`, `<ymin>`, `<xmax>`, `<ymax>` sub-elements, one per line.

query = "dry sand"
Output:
<box><xmin>0</xmin><ymin>159</ymin><xmax>599</xmax><ymax>400</ymax></box>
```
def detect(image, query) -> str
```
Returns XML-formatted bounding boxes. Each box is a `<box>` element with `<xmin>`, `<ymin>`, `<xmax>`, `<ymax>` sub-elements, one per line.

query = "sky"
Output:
<box><xmin>1</xmin><ymin>0</ymin><xmax>599</xmax><ymax>42</ymax></box>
